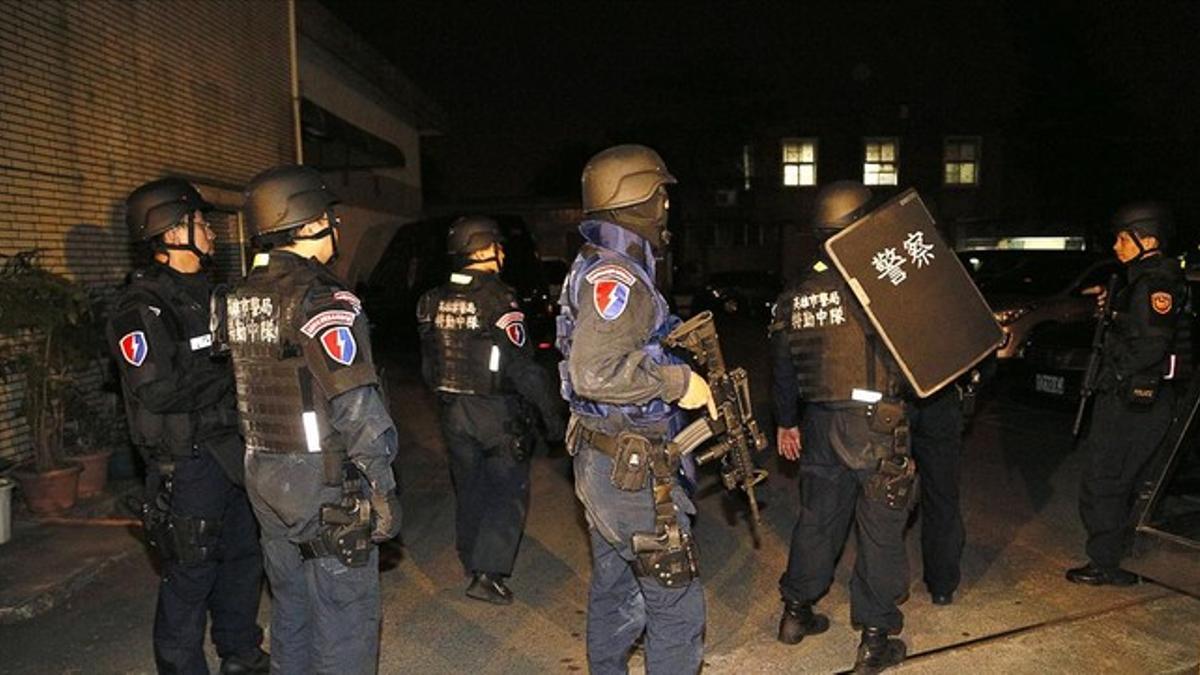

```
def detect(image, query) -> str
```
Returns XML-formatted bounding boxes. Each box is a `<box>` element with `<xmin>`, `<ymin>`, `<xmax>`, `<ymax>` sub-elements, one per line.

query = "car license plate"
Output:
<box><xmin>1035</xmin><ymin>373</ymin><xmax>1065</xmax><ymax>395</ymax></box>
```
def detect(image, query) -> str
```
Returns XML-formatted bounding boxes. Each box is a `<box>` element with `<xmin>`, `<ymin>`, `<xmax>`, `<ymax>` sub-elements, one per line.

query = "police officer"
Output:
<box><xmin>416</xmin><ymin>215</ymin><xmax>564</xmax><ymax>604</ymax></box>
<box><xmin>770</xmin><ymin>181</ymin><xmax>910</xmax><ymax>673</ymax></box>
<box><xmin>1067</xmin><ymin>202</ymin><xmax>1186</xmax><ymax>586</ymax></box>
<box><xmin>108</xmin><ymin>178</ymin><xmax>268</xmax><ymax>674</ymax></box>
<box><xmin>558</xmin><ymin>145</ymin><xmax>716</xmax><ymax>674</ymax></box>
<box><xmin>227</xmin><ymin>165</ymin><xmax>401</xmax><ymax>673</ymax></box>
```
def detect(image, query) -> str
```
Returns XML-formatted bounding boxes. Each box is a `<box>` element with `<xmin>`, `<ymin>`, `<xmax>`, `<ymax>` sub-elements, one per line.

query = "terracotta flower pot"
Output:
<box><xmin>73</xmin><ymin>449</ymin><xmax>113</xmax><ymax>499</ymax></box>
<box><xmin>13</xmin><ymin>463</ymin><xmax>82</xmax><ymax>516</ymax></box>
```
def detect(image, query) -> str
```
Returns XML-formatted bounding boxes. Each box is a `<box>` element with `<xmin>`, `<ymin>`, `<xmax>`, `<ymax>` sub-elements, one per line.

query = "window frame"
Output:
<box><xmin>781</xmin><ymin>138</ymin><xmax>818</xmax><ymax>188</ymax></box>
<box><xmin>862</xmin><ymin>136</ymin><xmax>900</xmax><ymax>186</ymax></box>
<box><xmin>943</xmin><ymin>135</ymin><xmax>982</xmax><ymax>188</ymax></box>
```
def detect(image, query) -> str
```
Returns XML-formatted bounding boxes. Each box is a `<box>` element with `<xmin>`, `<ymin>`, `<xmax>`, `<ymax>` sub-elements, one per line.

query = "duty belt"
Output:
<box><xmin>298</xmin><ymin>536</ymin><xmax>335</xmax><ymax>561</ymax></box>
<box><xmin>575</xmin><ymin>424</ymin><xmax>670</xmax><ymax>461</ymax></box>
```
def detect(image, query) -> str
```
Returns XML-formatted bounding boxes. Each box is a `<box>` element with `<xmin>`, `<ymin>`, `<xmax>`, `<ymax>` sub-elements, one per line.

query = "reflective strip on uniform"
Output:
<box><xmin>489</xmin><ymin>345</ymin><xmax>501</xmax><ymax>372</ymax></box>
<box><xmin>252</xmin><ymin>253</ymin><xmax>270</xmax><ymax>268</ymax></box>
<box><xmin>851</xmin><ymin>388</ymin><xmax>883</xmax><ymax>403</ymax></box>
<box><xmin>189</xmin><ymin>333</ymin><xmax>213</xmax><ymax>351</ymax></box>
<box><xmin>302</xmin><ymin>411</ymin><xmax>321</xmax><ymax>452</ymax></box>
<box><xmin>450</xmin><ymin>273</ymin><xmax>473</xmax><ymax>285</ymax></box>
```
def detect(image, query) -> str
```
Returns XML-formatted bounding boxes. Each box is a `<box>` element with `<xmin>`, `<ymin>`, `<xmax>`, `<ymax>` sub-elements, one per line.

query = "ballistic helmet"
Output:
<box><xmin>1111</xmin><ymin>201</ymin><xmax>1173</xmax><ymax>247</ymax></box>
<box><xmin>243</xmin><ymin>165</ymin><xmax>339</xmax><ymax>237</ymax></box>
<box><xmin>581</xmin><ymin>144</ymin><xmax>677</xmax><ymax>213</ymax></box>
<box><xmin>447</xmin><ymin>216</ymin><xmax>504</xmax><ymax>255</ymax></box>
<box><xmin>125</xmin><ymin>178</ymin><xmax>212</xmax><ymax>242</ymax></box>
<box><xmin>813</xmin><ymin>180</ymin><xmax>873</xmax><ymax>232</ymax></box>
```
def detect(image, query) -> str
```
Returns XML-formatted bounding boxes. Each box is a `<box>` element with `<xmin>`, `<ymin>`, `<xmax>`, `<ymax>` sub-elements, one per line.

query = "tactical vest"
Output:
<box><xmin>227</xmin><ymin>258</ymin><xmax>343</xmax><ymax>458</ymax></box>
<box><xmin>782</xmin><ymin>264</ymin><xmax>894</xmax><ymax>403</ymax></box>
<box><xmin>1110</xmin><ymin>255</ymin><xmax>1191</xmax><ymax>381</ymax></box>
<box><xmin>110</xmin><ymin>266</ymin><xmax>236</xmax><ymax>459</ymax></box>
<box><xmin>556</xmin><ymin>241</ymin><xmax>682</xmax><ymax>428</ymax></box>
<box><xmin>418</xmin><ymin>275</ymin><xmax>508</xmax><ymax>396</ymax></box>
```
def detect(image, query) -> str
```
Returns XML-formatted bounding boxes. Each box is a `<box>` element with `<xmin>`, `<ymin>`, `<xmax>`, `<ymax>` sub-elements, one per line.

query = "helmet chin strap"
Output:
<box><xmin>292</xmin><ymin>211</ymin><xmax>339</xmax><ymax>263</ymax></box>
<box><xmin>1126</xmin><ymin>229</ymin><xmax>1160</xmax><ymax>262</ymax></box>
<box><xmin>162</xmin><ymin>213</ymin><xmax>213</xmax><ymax>268</ymax></box>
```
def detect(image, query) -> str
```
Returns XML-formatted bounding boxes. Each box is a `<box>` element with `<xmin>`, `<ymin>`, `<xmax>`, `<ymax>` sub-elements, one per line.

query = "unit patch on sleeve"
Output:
<box><xmin>319</xmin><ymin>326</ymin><xmax>358</xmax><ymax>366</ymax></box>
<box><xmin>119</xmin><ymin>331</ymin><xmax>148</xmax><ymax>367</ymax></box>
<box><xmin>1151</xmin><ymin>291</ymin><xmax>1174</xmax><ymax>315</ymax></box>
<box><xmin>496</xmin><ymin>310</ymin><xmax>527</xmax><ymax>347</ymax></box>
<box><xmin>586</xmin><ymin>265</ymin><xmax>637</xmax><ymax>322</ymax></box>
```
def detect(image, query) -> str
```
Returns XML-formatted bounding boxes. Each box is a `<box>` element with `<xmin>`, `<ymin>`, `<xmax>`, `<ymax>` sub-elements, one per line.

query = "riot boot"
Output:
<box><xmin>466</xmin><ymin>572</ymin><xmax>514</xmax><ymax>605</ymax></box>
<box><xmin>1065</xmin><ymin>562</ymin><xmax>1139</xmax><ymax>586</ymax></box>
<box><xmin>219</xmin><ymin>647</ymin><xmax>270</xmax><ymax>674</ymax></box>
<box><xmin>777</xmin><ymin>600</ymin><xmax>830</xmax><ymax>644</ymax></box>
<box><xmin>852</xmin><ymin>627</ymin><xmax>906</xmax><ymax>674</ymax></box>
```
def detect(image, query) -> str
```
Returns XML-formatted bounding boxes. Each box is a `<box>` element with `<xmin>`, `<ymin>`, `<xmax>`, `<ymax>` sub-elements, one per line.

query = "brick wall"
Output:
<box><xmin>0</xmin><ymin>0</ymin><xmax>294</xmax><ymax>464</ymax></box>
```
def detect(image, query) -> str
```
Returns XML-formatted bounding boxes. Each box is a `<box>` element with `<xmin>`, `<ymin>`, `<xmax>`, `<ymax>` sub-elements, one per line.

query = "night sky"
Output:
<box><xmin>327</xmin><ymin>1</ymin><xmax>1199</xmax><ymax>208</ymax></box>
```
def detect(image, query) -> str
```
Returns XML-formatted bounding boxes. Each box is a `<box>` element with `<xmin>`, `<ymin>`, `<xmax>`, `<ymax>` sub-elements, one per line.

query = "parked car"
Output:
<box><xmin>975</xmin><ymin>251</ymin><xmax>1122</xmax><ymax>360</ymax></box>
<box><xmin>693</xmin><ymin>270</ymin><xmax>782</xmax><ymax>319</ymax></box>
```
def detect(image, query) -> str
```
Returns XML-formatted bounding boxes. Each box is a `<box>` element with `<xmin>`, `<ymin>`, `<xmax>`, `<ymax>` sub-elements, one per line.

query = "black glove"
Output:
<box><xmin>369</xmin><ymin>490</ymin><xmax>402</xmax><ymax>542</ymax></box>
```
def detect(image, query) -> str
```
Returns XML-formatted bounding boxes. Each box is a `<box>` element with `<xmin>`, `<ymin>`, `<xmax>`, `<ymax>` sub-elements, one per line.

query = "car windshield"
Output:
<box><xmin>974</xmin><ymin>252</ymin><xmax>1107</xmax><ymax>296</ymax></box>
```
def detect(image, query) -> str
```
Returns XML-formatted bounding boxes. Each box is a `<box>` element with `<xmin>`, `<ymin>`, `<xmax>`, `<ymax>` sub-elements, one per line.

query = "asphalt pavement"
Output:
<box><xmin>1</xmin><ymin>313</ymin><xmax>1197</xmax><ymax>674</ymax></box>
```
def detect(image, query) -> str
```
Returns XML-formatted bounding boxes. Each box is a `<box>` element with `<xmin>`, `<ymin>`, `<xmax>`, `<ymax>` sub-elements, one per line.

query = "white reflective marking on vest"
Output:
<box><xmin>252</xmin><ymin>253</ymin><xmax>271</xmax><ymax>268</ymax></box>
<box><xmin>851</xmin><ymin>388</ymin><xmax>883</xmax><ymax>403</ymax></box>
<box><xmin>189</xmin><ymin>333</ymin><xmax>213</xmax><ymax>351</ymax></box>
<box><xmin>148</xmin><ymin>305</ymin><xmax>162</xmax><ymax>316</ymax></box>
<box><xmin>489</xmin><ymin>345</ymin><xmax>501</xmax><ymax>372</ymax></box>
<box><xmin>450</xmin><ymin>273</ymin><xmax>473</xmax><ymax>285</ymax></box>
<box><xmin>302</xmin><ymin>411</ymin><xmax>321</xmax><ymax>452</ymax></box>
<box><xmin>1165</xmin><ymin>354</ymin><xmax>1177</xmax><ymax>380</ymax></box>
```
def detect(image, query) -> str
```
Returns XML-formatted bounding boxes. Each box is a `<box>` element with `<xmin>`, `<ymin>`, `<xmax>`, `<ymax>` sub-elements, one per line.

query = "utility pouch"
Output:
<box><xmin>142</xmin><ymin>477</ymin><xmax>174</xmax><ymax>559</ymax></box>
<box><xmin>1123</xmin><ymin>373</ymin><xmax>1161</xmax><ymax>408</ymax></box>
<box><xmin>865</xmin><ymin>454</ymin><xmax>917</xmax><ymax>511</ymax></box>
<box><xmin>867</xmin><ymin>399</ymin><xmax>906</xmax><ymax>435</ymax></box>
<box><xmin>610</xmin><ymin>432</ymin><xmax>652</xmax><ymax>492</ymax></box>
<box><xmin>318</xmin><ymin>497</ymin><xmax>373</xmax><ymax>568</ymax></box>
<box><xmin>169</xmin><ymin>514</ymin><xmax>222</xmax><ymax>565</ymax></box>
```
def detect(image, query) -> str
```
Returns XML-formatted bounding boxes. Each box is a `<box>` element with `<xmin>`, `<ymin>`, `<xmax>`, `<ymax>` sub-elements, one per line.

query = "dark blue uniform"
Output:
<box><xmin>230</xmin><ymin>251</ymin><xmax>399</xmax><ymax>675</ymax></box>
<box><xmin>108</xmin><ymin>264</ymin><xmax>264</xmax><ymax>674</ymax></box>
<box><xmin>770</xmin><ymin>260</ymin><xmax>911</xmax><ymax>635</ymax></box>
<box><xmin>417</xmin><ymin>269</ymin><xmax>563</xmax><ymax>580</ymax></box>
<box><xmin>558</xmin><ymin>220</ymin><xmax>705</xmax><ymax>674</ymax></box>
<box><xmin>1079</xmin><ymin>253</ymin><xmax>1185</xmax><ymax>571</ymax></box>
<box><xmin>909</xmin><ymin>385</ymin><xmax>965</xmax><ymax>600</ymax></box>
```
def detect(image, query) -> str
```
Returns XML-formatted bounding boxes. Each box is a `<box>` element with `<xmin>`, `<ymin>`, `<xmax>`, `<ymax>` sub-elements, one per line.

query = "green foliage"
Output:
<box><xmin>0</xmin><ymin>250</ymin><xmax>105</xmax><ymax>472</ymax></box>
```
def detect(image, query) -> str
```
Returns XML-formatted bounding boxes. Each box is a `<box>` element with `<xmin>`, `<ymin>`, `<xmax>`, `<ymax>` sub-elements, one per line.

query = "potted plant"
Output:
<box><xmin>0</xmin><ymin>250</ymin><xmax>101</xmax><ymax>515</ymax></box>
<box><xmin>63</xmin><ymin>389</ymin><xmax>118</xmax><ymax>500</ymax></box>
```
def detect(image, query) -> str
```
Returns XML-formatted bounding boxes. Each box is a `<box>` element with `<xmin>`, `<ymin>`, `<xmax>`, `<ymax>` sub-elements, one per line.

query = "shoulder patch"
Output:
<box><xmin>319</xmin><ymin>326</ymin><xmax>358</xmax><ymax>366</ymax></box>
<box><xmin>119</xmin><ymin>331</ymin><xmax>148</xmax><ymax>367</ymax></box>
<box><xmin>1151</xmin><ymin>291</ymin><xmax>1173</xmax><ymax>315</ymax></box>
<box><xmin>301</xmin><ymin>309</ymin><xmax>358</xmax><ymax>338</ymax></box>
<box><xmin>496</xmin><ymin>310</ymin><xmax>527</xmax><ymax>347</ymax></box>
<box><xmin>593</xmin><ymin>279</ymin><xmax>631</xmax><ymax>321</ymax></box>
<box><xmin>585</xmin><ymin>264</ymin><xmax>638</xmax><ymax>287</ymax></box>
<box><xmin>332</xmin><ymin>291</ymin><xmax>362</xmax><ymax>312</ymax></box>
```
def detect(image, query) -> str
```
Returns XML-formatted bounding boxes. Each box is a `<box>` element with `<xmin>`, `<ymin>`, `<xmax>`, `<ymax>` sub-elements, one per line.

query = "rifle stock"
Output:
<box><xmin>665</xmin><ymin>311</ymin><xmax>768</xmax><ymax>545</ymax></box>
<box><xmin>1073</xmin><ymin>273</ymin><xmax>1121</xmax><ymax>437</ymax></box>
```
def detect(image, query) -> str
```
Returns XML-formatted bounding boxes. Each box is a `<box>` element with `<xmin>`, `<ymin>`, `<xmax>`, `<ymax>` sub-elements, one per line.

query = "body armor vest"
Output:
<box><xmin>1108</xmin><ymin>255</ymin><xmax>1190</xmax><ymax>381</ymax></box>
<box><xmin>111</xmin><ymin>266</ymin><xmax>236</xmax><ymax>460</ymax></box>
<box><xmin>783</xmin><ymin>263</ymin><xmax>894</xmax><ymax>403</ymax></box>
<box><xmin>418</xmin><ymin>276</ymin><xmax>508</xmax><ymax>396</ymax></box>
<box><xmin>556</xmin><ymin>223</ymin><xmax>682</xmax><ymax>429</ymax></box>
<box><xmin>227</xmin><ymin>257</ymin><xmax>342</xmax><ymax>457</ymax></box>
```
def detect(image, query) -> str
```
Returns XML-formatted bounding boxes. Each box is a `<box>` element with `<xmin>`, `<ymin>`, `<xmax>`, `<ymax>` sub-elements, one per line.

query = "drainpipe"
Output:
<box><xmin>288</xmin><ymin>0</ymin><xmax>303</xmax><ymax>164</ymax></box>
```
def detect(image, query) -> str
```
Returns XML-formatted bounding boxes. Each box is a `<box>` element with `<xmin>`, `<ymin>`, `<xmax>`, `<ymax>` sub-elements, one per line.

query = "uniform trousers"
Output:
<box><xmin>779</xmin><ymin>405</ymin><xmax>910</xmax><ymax>633</ymax></box>
<box><xmin>1080</xmin><ymin>386</ymin><xmax>1175</xmax><ymax>569</ymax></box>
<box><xmin>152</xmin><ymin>448</ymin><xmax>263</xmax><ymax>675</ymax></box>
<box><xmin>573</xmin><ymin>442</ymin><xmax>705</xmax><ymax>675</ymax></box>
<box><xmin>909</xmin><ymin>387</ymin><xmax>965</xmax><ymax>596</ymax></box>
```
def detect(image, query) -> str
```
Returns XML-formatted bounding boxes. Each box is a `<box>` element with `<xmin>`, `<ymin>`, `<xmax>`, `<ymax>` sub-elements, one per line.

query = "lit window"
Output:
<box><xmin>863</xmin><ymin>138</ymin><xmax>899</xmax><ymax>186</ymax></box>
<box><xmin>782</xmin><ymin>139</ymin><xmax>817</xmax><ymax>187</ymax></box>
<box><xmin>944</xmin><ymin>136</ymin><xmax>981</xmax><ymax>186</ymax></box>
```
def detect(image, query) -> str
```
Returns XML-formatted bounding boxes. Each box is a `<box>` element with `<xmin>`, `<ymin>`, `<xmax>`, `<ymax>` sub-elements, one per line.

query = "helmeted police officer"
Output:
<box><xmin>416</xmin><ymin>215</ymin><xmax>564</xmax><ymax>604</ymax></box>
<box><xmin>226</xmin><ymin>165</ymin><xmax>401</xmax><ymax>673</ymax></box>
<box><xmin>558</xmin><ymin>145</ymin><xmax>716</xmax><ymax>675</ymax></box>
<box><xmin>1067</xmin><ymin>202</ymin><xmax>1187</xmax><ymax>586</ymax></box>
<box><xmin>770</xmin><ymin>180</ymin><xmax>911</xmax><ymax>673</ymax></box>
<box><xmin>108</xmin><ymin>178</ymin><xmax>268</xmax><ymax>674</ymax></box>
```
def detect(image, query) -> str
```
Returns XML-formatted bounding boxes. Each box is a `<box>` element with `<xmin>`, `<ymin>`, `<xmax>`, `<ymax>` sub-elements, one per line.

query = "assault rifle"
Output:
<box><xmin>1073</xmin><ymin>273</ymin><xmax>1122</xmax><ymax>437</ymax></box>
<box><xmin>665</xmin><ymin>311</ymin><xmax>769</xmax><ymax>546</ymax></box>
